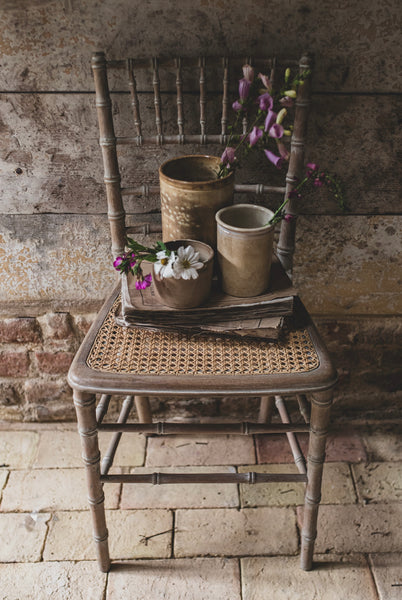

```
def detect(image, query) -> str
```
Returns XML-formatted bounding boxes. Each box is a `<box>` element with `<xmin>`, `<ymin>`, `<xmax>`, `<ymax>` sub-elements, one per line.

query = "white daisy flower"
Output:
<box><xmin>154</xmin><ymin>250</ymin><xmax>176</xmax><ymax>279</ymax></box>
<box><xmin>173</xmin><ymin>245</ymin><xmax>204</xmax><ymax>280</ymax></box>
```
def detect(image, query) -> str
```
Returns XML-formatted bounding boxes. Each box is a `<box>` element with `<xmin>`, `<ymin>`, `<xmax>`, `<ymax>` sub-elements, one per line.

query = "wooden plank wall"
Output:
<box><xmin>0</xmin><ymin>0</ymin><xmax>401</xmax><ymax>420</ymax></box>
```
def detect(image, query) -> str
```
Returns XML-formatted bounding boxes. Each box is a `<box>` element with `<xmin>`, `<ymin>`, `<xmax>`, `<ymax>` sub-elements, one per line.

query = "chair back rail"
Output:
<box><xmin>91</xmin><ymin>52</ymin><xmax>313</xmax><ymax>274</ymax></box>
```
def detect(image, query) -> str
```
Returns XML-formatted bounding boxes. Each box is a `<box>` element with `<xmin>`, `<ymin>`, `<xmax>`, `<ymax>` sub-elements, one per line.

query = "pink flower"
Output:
<box><xmin>258</xmin><ymin>92</ymin><xmax>273</xmax><ymax>111</ymax></box>
<box><xmin>232</xmin><ymin>100</ymin><xmax>243</xmax><ymax>112</ymax></box>
<box><xmin>276</xmin><ymin>141</ymin><xmax>290</xmax><ymax>160</ymax></box>
<box><xmin>264</xmin><ymin>149</ymin><xmax>284</xmax><ymax>169</ymax></box>
<box><xmin>268</xmin><ymin>123</ymin><xmax>284</xmax><ymax>139</ymax></box>
<box><xmin>221</xmin><ymin>147</ymin><xmax>236</xmax><ymax>167</ymax></box>
<box><xmin>280</xmin><ymin>96</ymin><xmax>294</xmax><ymax>108</ymax></box>
<box><xmin>264</xmin><ymin>110</ymin><xmax>276</xmax><ymax>132</ymax></box>
<box><xmin>242</xmin><ymin>64</ymin><xmax>254</xmax><ymax>82</ymax></box>
<box><xmin>306</xmin><ymin>163</ymin><xmax>318</xmax><ymax>177</ymax></box>
<box><xmin>284</xmin><ymin>214</ymin><xmax>294</xmax><ymax>222</ymax></box>
<box><xmin>258</xmin><ymin>72</ymin><xmax>272</xmax><ymax>93</ymax></box>
<box><xmin>135</xmin><ymin>273</ymin><xmax>152</xmax><ymax>290</ymax></box>
<box><xmin>113</xmin><ymin>256</ymin><xmax>123</xmax><ymax>269</ymax></box>
<box><xmin>239</xmin><ymin>78</ymin><xmax>251</xmax><ymax>100</ymax></box>
<box><xmin>248</xmin><ymin>126</ymin><xmax>263</xmax><ymax>147</ymax></box>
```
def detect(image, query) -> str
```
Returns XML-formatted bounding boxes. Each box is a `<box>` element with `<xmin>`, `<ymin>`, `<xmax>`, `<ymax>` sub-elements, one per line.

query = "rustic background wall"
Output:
<box><xmin>0</xmin><ymin>0</ymin><xmax>401</xmax><ymax>422</ymax></box>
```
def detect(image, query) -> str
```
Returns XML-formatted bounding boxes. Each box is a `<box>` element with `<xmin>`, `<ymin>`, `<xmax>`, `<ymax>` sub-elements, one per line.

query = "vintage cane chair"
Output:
<box><xmin>68</xmin><ymin>51</ymin><xmax>337</xmax><ymax>573</ymax></box>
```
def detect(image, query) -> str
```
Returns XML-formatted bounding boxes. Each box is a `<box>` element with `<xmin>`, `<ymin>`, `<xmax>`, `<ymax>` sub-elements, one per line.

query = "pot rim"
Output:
<box><xmin>215</xmin><ymin>203</ymin><xmax>275</xmax><ymax>234</ymax></box>
<box><xmin>159</xmin><ymin>154</ymin><xmax>234</xmax><ymax>188</ymax></box>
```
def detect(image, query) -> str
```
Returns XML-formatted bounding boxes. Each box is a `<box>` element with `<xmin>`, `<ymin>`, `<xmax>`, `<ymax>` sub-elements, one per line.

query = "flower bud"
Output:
<box><xmin>276</xmin><ymin>108</ymin><xmax>287</xmax><ymax>124</ymax></box>
<box><xmin>284</xmin><ymin>68</ymin><xmax>291</xmax><ymax>82</ymax></box>
<box><xmin>242</xmin><ymin>64</ymin><xmax>254</xmax><ymax>82</ymax></box>
<box><xmin>284</xmin><ymin>90</ymin><xmax>297</xmax><ymax>98</ymax></box>
<box><xmin>283</xmin><ymin>129</ymin><xmax>292</xmax><ymax>136</ymax></box>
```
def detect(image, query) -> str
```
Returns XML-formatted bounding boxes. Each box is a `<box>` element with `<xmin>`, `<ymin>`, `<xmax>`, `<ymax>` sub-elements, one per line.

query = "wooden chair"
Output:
<box><xmin>68</xmin><ymin>51</ymin><xmax>337</xmax><ymax>572</ymax></box>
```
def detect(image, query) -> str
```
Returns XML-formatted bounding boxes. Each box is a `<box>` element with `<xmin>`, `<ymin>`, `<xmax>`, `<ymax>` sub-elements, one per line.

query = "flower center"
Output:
<box><xmin>182</xmin><ymin>259</ymin><xmax>191</xmax><ymax>269</ymax></box>
<box><xmin>161</xmin><ymin>258</ymin><xmax>168</xmax><ymax>265</ymax></box>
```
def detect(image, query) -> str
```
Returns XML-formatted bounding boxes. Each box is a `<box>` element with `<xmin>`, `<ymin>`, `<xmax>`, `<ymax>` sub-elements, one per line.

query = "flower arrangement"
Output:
<box><xmin>113</xmin><ymin>240</ymin><xmax>204</xmax><ymax>290</ymax></box>
<box><xmin>218</xmin><ymin>64</ymin><xmax>345</xmax><ymax>224</ymax></box>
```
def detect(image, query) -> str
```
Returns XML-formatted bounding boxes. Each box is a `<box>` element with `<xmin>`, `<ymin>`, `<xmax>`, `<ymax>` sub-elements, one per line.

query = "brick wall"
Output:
<box><xmin>1</xmin><ymin>310</ymin><xmax>400</xmax><ymax>422</ymax></box>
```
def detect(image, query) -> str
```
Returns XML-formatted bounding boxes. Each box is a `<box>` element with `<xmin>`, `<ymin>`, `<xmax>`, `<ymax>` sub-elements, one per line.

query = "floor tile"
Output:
<box><xmin>0</xmin><ymin>431</ymin><xmax>39</xmax><ymax>469</ymax></box>
<box><xmin>256</xmin><ymin>430</ymin><xmax>367</xmax><ymax>464</ymax></box>
<box><xmin>353</xmin><ymin>462</ymin><xmax>402</xmax><ymax>503</ymax></box>
<box><xmin>106</xmin><ymin>558</ymin><xmax>241</xmax><ymax>599</ymax></box>
<box><xmin>175</xmin><ymin>506</ymin><xmax>297</xmax><ymax>557</ymax></box>
<box><xmin>362</xmin><ymin>425</ymin><xmax>402</xmax><ymax>461</ymax></box>
<box><xmin>0</xmin><ymin>561</ymin><xmax>106</xmax><ymax>599</ymax></box>
<box><xmin>241</xmin><ymin>555</ymin><xmax>377</xmax><ymax>600</ymax></box>
<box><xmin>239</xmin><ymin>462</ymin><xmax>356</xmax><ymax>507</ymax></box>
<box><xmin>33</xmin><ymin>430</ymin><xmax>146</xmax><ymax>469</ymax></box>
<box><xmin>370</xmin><ymin>553</ymin><xmax>402</xmax><ymax>600</ymax></box>
<box><xmin>44</xmin><ymin>509</ymin><xmax>172</xmax><ymax>561</ymax></box>
<box><xmin>146</xmin><ymin>435</ymin><xmax>255</xmax><ymax>467</ymax></box>
<box><xmin>121</xmin><ymin>466</ymin><xmax>239</xmax><ymax>509</ymax></box>
<box><xmin>0</xmin><ymin>512</ymin><xmax>50</xmax><ymax>562</ymax></box>
<box><xmin>0</xmin><ymin>468</ymin><xmax>120</xmax><ymax>512</ymax></box>
<box><xmin>298</xmin><ymin>504</ymin><xmax>402</xmax><ymax>554</ymax></box>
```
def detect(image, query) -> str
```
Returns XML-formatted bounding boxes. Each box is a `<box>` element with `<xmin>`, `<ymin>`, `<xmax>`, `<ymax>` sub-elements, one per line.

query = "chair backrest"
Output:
<box><xmin>91</xmin><ymin>52</ymin><xmax>313</xmax><ymax>275</ymax></box>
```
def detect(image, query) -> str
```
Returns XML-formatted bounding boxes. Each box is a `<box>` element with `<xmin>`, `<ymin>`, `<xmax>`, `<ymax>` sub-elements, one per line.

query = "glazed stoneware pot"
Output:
<box><xmin>216</xmin><ymin>204</ymin><xmax>275</xmax><ymax>297</ymax></box>
<box><xmin>152</xmin><ymin>239</ymin><xmax>214</xmax><ymax>309</ymax></box>
<box><xmin>159</xmin><ymin>155</ymin><xmax>234</xmax><ymax>249</ymax></box>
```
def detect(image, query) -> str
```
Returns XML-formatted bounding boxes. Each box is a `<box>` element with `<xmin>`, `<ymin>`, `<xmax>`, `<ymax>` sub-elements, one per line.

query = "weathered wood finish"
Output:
<box><xmin>277</xmin><ymin>53</ymin><xmax>312</xmax><ymax>274</ymax></box>
<box><xmin>300</xmin><ymin>389</ymin><xmax>333</xmax><ymax>571</ymax></box>
<box><xmin>91</xmin><ymin>52</ymin><xmax>126</xmax><ymax>258</ymax></box>
<box><xmin>73</xmin><ymin>389</ymin><xmax>110</xmax><ymax>572</ymax></box>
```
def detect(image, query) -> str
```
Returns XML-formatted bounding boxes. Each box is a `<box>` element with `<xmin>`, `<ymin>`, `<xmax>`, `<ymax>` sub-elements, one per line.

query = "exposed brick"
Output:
<box><xmin>0</xmin><ymin>351</ymin><xmax>30</xmax><ymax>377</ymax></box>
<box><xmin>73</xmin><ymin>314</ymin><xmax>95</xmax><ymax>337</ymax></box>
<box><xmin>0</xmin><ymin>382</ymin><xmax>20</xmax><ymax>406</ymax></box>
<box><xmin>0</xmin><ymin>317</ymin><xmax>41</xmax><ymax>343</ymax></box>
<box><xmin>38</xmin><ymin>312</ymin><xmax>74</xmax><ymax>340</ymax></box>
<box><xmin>24</xmin><ymin>379</ymin><xmax>72</xmax><ymax>405</ymax></box>
<box><xmin>35</xmin><ymin>351</ymin><xmax>74</xmax><ymax>374</ymax></box>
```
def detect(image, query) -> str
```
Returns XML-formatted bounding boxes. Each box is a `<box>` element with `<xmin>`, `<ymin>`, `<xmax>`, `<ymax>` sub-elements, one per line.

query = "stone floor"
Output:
<box><xmin>0</xmin><ymin>419</ymin><xmax>401</xmax><ymax>599</ymax></box>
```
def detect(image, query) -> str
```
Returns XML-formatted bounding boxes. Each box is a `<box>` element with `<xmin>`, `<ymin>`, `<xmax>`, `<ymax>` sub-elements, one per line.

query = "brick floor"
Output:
<box><xmin>0</xmin><ymin>421</ymin><xmax>401</xmax><ymax>598</ymax></box>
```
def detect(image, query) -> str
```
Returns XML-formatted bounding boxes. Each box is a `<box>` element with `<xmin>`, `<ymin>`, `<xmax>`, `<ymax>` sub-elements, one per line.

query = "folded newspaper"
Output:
<box><xmin>115</xmin><ymin>256</ymin><xmax>296</xmax><ymax>340</ymax></box>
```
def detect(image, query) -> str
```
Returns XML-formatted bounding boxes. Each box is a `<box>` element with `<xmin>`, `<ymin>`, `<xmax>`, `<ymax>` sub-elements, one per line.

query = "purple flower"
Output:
<box><xmin>284</xmin><ymin>214</ymin><xmax>294</xmax><ymax>222</ymax></box>
<box><xmin>135</xmin><ymin>273</ymin><xmax>152</xmax><ymax>290</ymax></box>
<box><xmin>268</xmin><ymin>123</ymin><xmax>284</xmax><ymax>139</ymax></box>
<box><xmin>242</xmin><ymin>64</ymin><xmax>254</xmax><ymax>83</ymax></box>
<box><xmin>221</xmin><ymin>147</ymin><xmax>236</xmax><ymax>168</ymax></box>
<box><xmin>264</xmin><ymin>110</ymin><xmax>276</xmax><ymax>132</ymax></box>
<box><xmin>113</xmin><ymin>256</ymin><xmax>123</xmax><ymax>270</ymax></box>
<box><xmin>280</xmin><ymin>96</ymin><xmax>294</xmax><ymax>108</ymax></box>
<box><xmin>248</xmin><ymin>126</ymin><xmax>263</xmax><ymax>147</ymax></box>
<box><xmin>232</xmin><ymin>100</ymin><xmax>243</xmax><ymax>112</ymax></box>
<box><xmin>314</xmin><ymin>177</ymin><xmax>324</xmax><ymax>187</ymax></box>
<box><xmin>239</xmin><ymin>78</ymin><xmax>251</xmax><ymax>100</ymax></box>
<box><xmin>258</xmin><ymin>92</ymin><xmax>273</xmax><ymax>111</ymax></box>
<box><xmin>258</xmin><ymin>72</ymin><xmax>272</xmax><ymax>93</ymax></box>
<box><xmin>264</xmin><ymin>149</ymin><xmax>284</xmax><ymax>169</ymax></box>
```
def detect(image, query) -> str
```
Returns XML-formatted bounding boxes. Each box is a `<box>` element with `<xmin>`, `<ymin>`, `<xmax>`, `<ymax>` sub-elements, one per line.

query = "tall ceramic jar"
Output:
<box><xmin>216</xmin><ymin>204</ymin><xmax>275</xmax><ymax>297</ymax></box>
<box><xmin>159</xmin><ymin>155</ymin><xmax>234</xmax><ymax>249</ymax></box>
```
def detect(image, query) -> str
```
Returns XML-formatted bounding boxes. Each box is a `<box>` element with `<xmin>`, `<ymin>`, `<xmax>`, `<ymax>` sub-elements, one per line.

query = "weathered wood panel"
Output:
<box><xmin>0</xmin><ymin>93</ymin><xmax>401</xmax><ymax>215</ymax></box>
<box><xmin>0</xmin><ymin>214</ymin><xmax>400</xmax><ymax>316</ymax></box>
<box><xmin>0</xmin><ymin>0</ymin><xmax>401</xmax><ymax>93</ymax></box>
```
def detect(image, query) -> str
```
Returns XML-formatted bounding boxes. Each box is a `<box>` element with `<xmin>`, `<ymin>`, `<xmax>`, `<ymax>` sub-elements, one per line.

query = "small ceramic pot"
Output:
<box><xmin>152</xmin><ymin>239</ymin><xmax>214</xmax><ymax>309</ymax></box>
<box><xmin>216</xmin><ymin>204</ymin><xmax>275</xmax><ymax>297</ymax></box>
<box><xmin>159</xmin><ymin>155</ymin><xmax>234</xmax><ymax>249</ymax></box>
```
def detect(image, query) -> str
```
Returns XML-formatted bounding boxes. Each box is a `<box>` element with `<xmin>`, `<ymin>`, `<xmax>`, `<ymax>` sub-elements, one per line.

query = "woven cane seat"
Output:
<box><xmin>87</xmin><ymin>298</ymin><xmax>320</xmax><ymax>376</ymax></box>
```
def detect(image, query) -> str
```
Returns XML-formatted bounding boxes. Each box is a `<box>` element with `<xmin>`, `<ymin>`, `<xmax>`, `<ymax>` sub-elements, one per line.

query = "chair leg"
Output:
<box><xmin>258</xmin><ymin>395</ymin><xmax>275</xmax><ymax>423</ymax></box>
<box><xmin>73</xmin><ymin>389</ymin><xmax>111</xmax><ymax>572</ymax></box>
<box><xmin>134</xmin><ymin>395</ymin><xmax>152</xmax><ymax>423</ymax></box>
<box><xmin>300</xmin><ymin>389</ymin><xmax>333</xmax><ymax>571</ymax></box>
